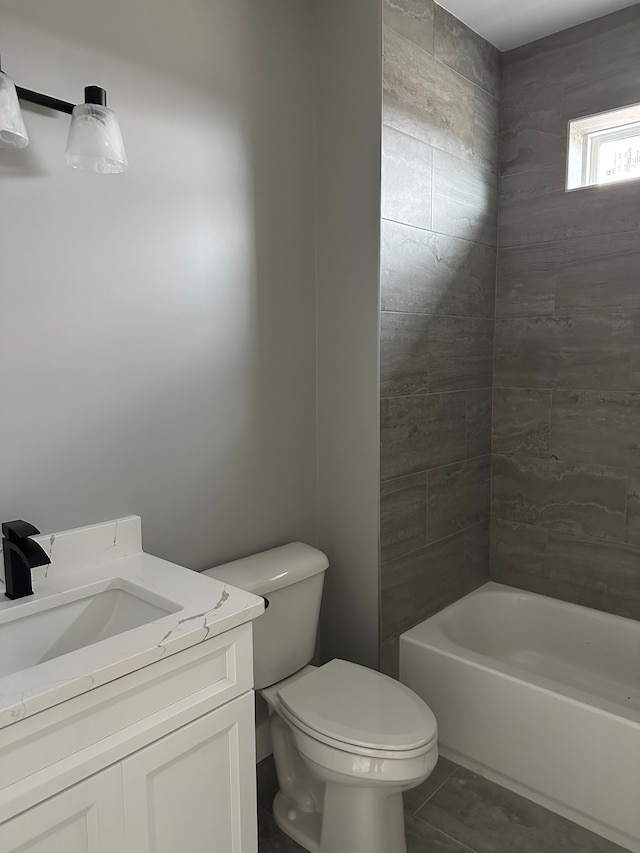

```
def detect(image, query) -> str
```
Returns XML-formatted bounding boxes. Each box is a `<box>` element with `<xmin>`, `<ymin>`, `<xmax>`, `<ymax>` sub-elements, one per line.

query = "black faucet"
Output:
<box><xmin>2</xmin><ymin>520</ymin><xmax>51</xmax><ymax>600</ymax></box>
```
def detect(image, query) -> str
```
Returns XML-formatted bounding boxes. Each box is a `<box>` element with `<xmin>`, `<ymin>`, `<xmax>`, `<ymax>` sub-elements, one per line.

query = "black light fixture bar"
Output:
<box><xmin>15</xmin><ymin>86</ymin><xmax>74</xmax><ymax>115</ymax></box>
<box><xmin>14</xmin><ymin>85</ymin><xmax>107</xmax><ymax>116</ymax></box>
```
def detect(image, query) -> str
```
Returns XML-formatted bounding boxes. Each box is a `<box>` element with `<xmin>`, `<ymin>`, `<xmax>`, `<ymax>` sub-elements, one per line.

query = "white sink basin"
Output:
<box><xmin>0</xmin><ymin>579</ymin><xmax>180</xmax><ymax>678</ymax></box>
<box><xmin>0</xmin><ymin>515</ymin><xmax>264</xmax><ymax>729</ymax></box>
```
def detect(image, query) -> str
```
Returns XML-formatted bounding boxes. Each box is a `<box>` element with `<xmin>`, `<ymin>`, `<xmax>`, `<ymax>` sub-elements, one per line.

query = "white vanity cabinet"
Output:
<box><xmin>0</xmin><ymin>766</ymin><xmax>124</xmax><ymax>853</ymax></box>
<box><xmin>121</xmin><ymin>693</ymin><xmax>256</xmax><ymax>853</ymax></box>
<box><xmin>0</xmin><ymin>623</ymin><xmax>258</xmax><ymax>853</ymax></box>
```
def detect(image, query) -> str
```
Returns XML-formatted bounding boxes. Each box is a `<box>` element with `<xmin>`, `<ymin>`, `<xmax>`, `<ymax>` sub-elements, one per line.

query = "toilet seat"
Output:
<box><xmin>279</xmin><ymin>702</ymin><xmax>437</xmax><ymax>761</ymax></box>
<box><xmin>277</xmin><ymin>659</ymin><xmax>437</xmax><ymax>758</ymax></box>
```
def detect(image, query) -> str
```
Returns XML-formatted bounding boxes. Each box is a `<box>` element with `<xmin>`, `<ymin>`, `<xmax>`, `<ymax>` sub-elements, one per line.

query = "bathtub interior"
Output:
<box><xmin>407</xmin><ymin>582</ymin><xmax>640</xmax><ymax>717</ymax></box>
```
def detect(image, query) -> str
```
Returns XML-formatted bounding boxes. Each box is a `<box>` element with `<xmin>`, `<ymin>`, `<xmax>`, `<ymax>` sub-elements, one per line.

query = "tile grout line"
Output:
<box><xmin>464</xmin><ymin>388</ymin><xmax>469</xmax><ymax>461</ymax></box>
<box><xmin>487</xmin><ymin>385</ymin><xmax>640</xmax><ymax>395</ymax></box>
<box><xmin>381</xmin><ymin>518</ymin><xmax>490</xmax><ymax>569</ymax></box>
<box><xmin>492</xmin><ymin>516</ymin><xmax>637</xmax><ymax>550</ymax></box>
<box><xmin>382</xmin><ymin>452</ymin><xmax>492</xmax><ymax>483</ymax></box>
<box><xmin>429</xmin><ymin>126</ymin><xmax>434</xmax><ymax>233</ymax></box>
<box><xmin>490</xmin><ymin>114</ymin><xmax>502</xmax><ymax>582</ymax></box>
<box><xmin>495</xmin><ymin>310</ymin><xmax>638</xmax><ymax>320</ymax></box>
<box><xmin>382</xmin><ymin>213</ymin><xmax>498</xmax><ymax>250</ymax></box>
<box><xmin>491</xmin><ymin>449</ymin><xmax>630</xmax><ymax>473</ymax></box>
<box><xmin>382</xmin><ymin>386</ymin><xmax>493</xmax><ymax>401</ymax></box>
<box><xmin>412</xmin><ymin>815</ymin><xmax>481</xmax><ymax>853</ymax></box>
<box><xmin>383</xmin><ymin>25</ymin><xmax>501</xmax><ymax>103</ymax></box>
<box><xmin>495</xmin><ymin>225</ymin><xmax>640</xmax><ymax>254</ymax></box>
<box><xmin>425</xmin><ymin>467</ymin><xmax>430</xmax><ymax>550</ymax></box>
<box><xmin>411</xmin><ymin>765</ymin><xmax>461</xmax><ymax>815</ymax></box>
<box><xmin>382</xmin><ymin>309</ymin><xmax>495</xmax><ymax>320</ymax></box>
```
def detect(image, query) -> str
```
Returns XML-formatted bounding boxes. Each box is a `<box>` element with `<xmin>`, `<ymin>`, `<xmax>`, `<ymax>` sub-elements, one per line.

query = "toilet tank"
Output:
<box><xmin>203</xmin><ymin>543</ymin><xmax>328</xmax><ymax>690</ymax></box>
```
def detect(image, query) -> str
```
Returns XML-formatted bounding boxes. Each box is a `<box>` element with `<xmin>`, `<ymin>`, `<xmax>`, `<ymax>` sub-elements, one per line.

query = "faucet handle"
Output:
<box><xmin>2</xmin><ymin>520</ymin><xmax>42</xmax><ymax>542</ymax></box>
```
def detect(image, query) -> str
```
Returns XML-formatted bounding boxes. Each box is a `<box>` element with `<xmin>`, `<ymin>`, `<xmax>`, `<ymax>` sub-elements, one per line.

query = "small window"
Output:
<box><xmin>567</xmin><ymin>103</ymin><xmax>640</xmax><ymax>190</ymax></box>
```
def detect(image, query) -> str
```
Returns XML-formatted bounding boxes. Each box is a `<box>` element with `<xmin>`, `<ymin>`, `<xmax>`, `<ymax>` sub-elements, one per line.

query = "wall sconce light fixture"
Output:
<box><xmin>0</xmin><ymin>56</ymin><xmax>128</xmax><ymax>174</ymax></box>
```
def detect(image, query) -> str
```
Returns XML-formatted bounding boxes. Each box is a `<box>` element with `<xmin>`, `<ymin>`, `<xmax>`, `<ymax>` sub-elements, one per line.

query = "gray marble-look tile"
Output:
<box><xmin>383</xmin><ymin>26</ymin><xmax>494</xmax><ymax>171</ymax></box>
<box><xmin>492</xmin><ymin>454</ymin><xmax>628</xmax><ymax>542</ymax></box>
<box><xmin>381</xmin><ymin>531</ymin><xmax>465</xmax><ymax>640</ymax></box>
<box><xmin>384</xmin><ymin>26</ymin><xmax>473</xmax><ymax>163</ymax></box>
<box><xmin>561</xmin><ymin>59</ymin><xmax>640</xmax><ymax>123</ymax></box>
<box><xmin>494</xmin><ymin>314</ymin><xmax>634</xmax><ymax>391</ymax></box>
<box><xmin>466</xmin><ymin>389</ymin><xmax>492</xmax><ymax>458</ymax></box>
<box><xmin>552</xmin><ymin>314</ymin><xmax>634</xmax><ymax>391</ymax></box>
<box><xmin>496</xmin><ymin>243</ymin><xmax>556</xmax><ymax>318</ymax></box>
<box><xmin>632</xmin><ymin>312</ymin><xmax>640</xmax><ymax>390</ymax></box>
<box><xmin>472</xmin><ymin>84</ymin><xmax>500</xmax><ymax>176</ymax></box>
<box><xmin>380</xmin><ymin>634</ymin><xmax>400</xmax><ymax>679</ymax></box>
<box><xmin>383</xmin><ymin>0</ymin><xmax>435</xmax><ymax>55</ymax></box>
<box><xmin>551</xmin><ymin>390</ymin><xmax>640</xmax><ymax>468</ymax></box>
<box><xmin>404</xmin><ymin>757</ymin><xmax>459</xmax><ymax>813</ymax></box>
<box><xmin>494</xmin><ymin>317</ymin><xmax>554</xmax><ymax>388</ymax></box>
<box><xmin>381</xmin><ymin>311</ymin><xmax>430</xmax><ymax>398</ymax></box>
<box><xmin>381</xmin><ymin>471</ymin><xmax>427</xmax><ymax>563</ymax></box>
<box><xmin>381</xmin><ymin>220</ymin><xmax>496</xmax><ymax>318</ymax></box>
<box><xmin>464</xmin><ymin>520</ymin><xmax>491</xmax><ymax>593</ymax></box>
<box><xmin>626</xmin><ymin>470</ymin><xmax>640</xmax><ymax>547</ymax></box>
<box><xmin>428</xmin><ymin>456</ymin><xmax>491</xmax><ymax>542</ymax></box>
<box><xmin>381</xmin><ymin>392</ymin><xmax>467</xmax><ymax>481</ymax></box>
<box><xmin>500</xmin><ymin>164</ymin><xmax>640</xmax><ymax>249</ymax></box>
<box><xmin>492</xmin><ymin>388</ymin><xmax>551</xmax><ymax>456</ymax></box>
<box><xmin>407</xmin><ymin>815</ymin><xmax>474</xmax><ymax>853</ymax></box>
<box><xmin>428</xmin><ymin>316</ymin><xmax>494</xmax><ymax>393</ymax></box>
<box><xmin>416</xmin><ymin>766</ymin><xmax>629</xmax><ymax>853</ymax></box>
<box><xmin>557</xmin><ymin>5</ymin><xmax>640</xmax><ymax>90</ymax></box>
<box><xmin>432</xmin><ymin>150</ymin><xmax>498</xmax><ymax>247</ymax></box>
<box><xmin>490</xmin><ymin>518</ymin><xmax>547</xmax><ymax>593</ymax></box>
<box><xmin>554</xmin><ymin>231</ymin><xmax>640</xmax><ymax>315</ymax></box>
<box><xmin>502</xmin><ymin>5</ymin><xmax>640</xmax><ymax>93</ymax></box>
<box><xmin>382</xmin><ymin>125</ymin><xmax>433</xmax><ymax>231</ymax></box>
<box><xmin>546</xmin><ymin>533</ymin><xmax>640</xmax><ymax>620</ymax></box>
<box><xmin>434</xmin><ymin>4</ymin><xmax>500</xmax><ymax>97</ymax></box>
<box><xmin>500</xmin><ymin>78</ymin><xmax>567</xmax><ymax>177</ymax></box>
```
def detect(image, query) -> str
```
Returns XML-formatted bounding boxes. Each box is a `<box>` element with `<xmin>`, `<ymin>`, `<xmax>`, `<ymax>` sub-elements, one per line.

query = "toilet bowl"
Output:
<box><xmin>204</xmin><ymin>543</ymin><xmax>439</xmax><ymax>853</ymax></box>
<box><xmin>261</xmin><ymin>659</ymin><xmax>438</xmax><ymax>853</ymax></box>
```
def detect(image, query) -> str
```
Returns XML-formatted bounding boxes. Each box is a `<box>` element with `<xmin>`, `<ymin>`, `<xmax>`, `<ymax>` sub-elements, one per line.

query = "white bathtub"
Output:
<box><xmin>400</xmin><ymin>582</ymin><xmax>640</xmax><ymax>852</ymax></box>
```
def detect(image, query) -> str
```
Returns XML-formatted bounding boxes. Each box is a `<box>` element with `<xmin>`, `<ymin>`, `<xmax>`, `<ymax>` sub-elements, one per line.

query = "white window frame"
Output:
<box><xmin>585</xmin><ymin>122</ymin><xmax>640</xmax><ymax>185</ymax></box>
<box><xmin>566</xmin><ymin>102</ymin><xmax>640</xmax><ymax>191</ymax></box>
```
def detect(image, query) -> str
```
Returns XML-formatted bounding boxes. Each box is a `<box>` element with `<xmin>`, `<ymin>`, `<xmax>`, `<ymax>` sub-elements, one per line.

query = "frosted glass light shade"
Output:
<box><xmin>0</xmin><ymin>71</ymin><xmax>29</xmax><ymax>149</ymax></box>
<box><xmin>65</xmin><ymin>103</ymin><xmax>128</xmax><ymax>174</ymax></box>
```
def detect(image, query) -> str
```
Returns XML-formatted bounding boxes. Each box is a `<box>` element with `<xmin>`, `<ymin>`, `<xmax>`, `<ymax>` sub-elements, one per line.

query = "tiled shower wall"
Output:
<box><xmin>492</xmin><ymin>6</ymin><xmax>640</xmax><ymax>621</ymax></box>
<box><xmin>379</xmin><ymin>0</ymin><xmax>500</xmax><ymax>674</ymax></box>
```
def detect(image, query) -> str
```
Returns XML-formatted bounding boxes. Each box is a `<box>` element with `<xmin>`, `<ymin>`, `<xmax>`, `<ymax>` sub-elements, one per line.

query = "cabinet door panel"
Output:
<box><xmin>0</xmin><ymin>766</ymin><xmax>123</xmax><ymax>853</ymax></box>
<box><xmin>122</xmin><ymin>692</ymin><xmax>257</xmax><ymax>853</ymax></box>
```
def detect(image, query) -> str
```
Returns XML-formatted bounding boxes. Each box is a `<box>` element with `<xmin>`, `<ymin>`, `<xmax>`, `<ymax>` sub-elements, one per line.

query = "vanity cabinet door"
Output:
<box><xmin>121</xmin><ymin>691</ymin><xmax>257</xmax><ymax>853</ymax></box>
<box><xmin>0</xmin><ymin>766</ymin><xmax>123</xmax><ymax>853</ymax></box>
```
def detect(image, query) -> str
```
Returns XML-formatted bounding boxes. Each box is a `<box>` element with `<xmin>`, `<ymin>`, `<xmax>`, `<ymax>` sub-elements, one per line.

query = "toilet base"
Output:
<box><xmin>273</xmin><ymin>791</ymin><xmax>321</xmax><ymax>853</ymax></box>
<box><xmin>273</xmin><ymin>784</ymin><xmax>407</xmax><ymax>853</ymax></box>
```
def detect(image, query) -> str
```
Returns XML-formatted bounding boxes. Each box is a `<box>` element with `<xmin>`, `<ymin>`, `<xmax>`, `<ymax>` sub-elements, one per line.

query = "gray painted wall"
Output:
<box><xmin>379</xmin><ymin>0</ymin><xmax>500</xmax><ymax>675</ymax></box>
<box><xmin>315</xmin><ymin>0</ymin><xmax>383</xmax><ymax>670</ymax></box>
<box><xmin>0</xmin><ymin>0</ymin><xmax>318</xmax><ymax>571</ymax></box>
<box><xmin>493</xmin><ymin>5</ymin><xmax>640</xmax><ymax>620</ymax></box>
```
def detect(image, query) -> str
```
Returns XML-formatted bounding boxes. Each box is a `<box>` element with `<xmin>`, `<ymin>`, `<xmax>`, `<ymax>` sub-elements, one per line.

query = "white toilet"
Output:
<box><xmin>205</xmin><ymin>542</ymin><xmax>438</xmax><ymax>853</ymax></box>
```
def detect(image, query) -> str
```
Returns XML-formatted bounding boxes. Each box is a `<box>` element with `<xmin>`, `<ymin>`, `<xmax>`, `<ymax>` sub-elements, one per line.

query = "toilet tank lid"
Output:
<box><xmin>203</xmin><ymin>542</ymin><xmax>328</xmax><ymax>596</ymax></box>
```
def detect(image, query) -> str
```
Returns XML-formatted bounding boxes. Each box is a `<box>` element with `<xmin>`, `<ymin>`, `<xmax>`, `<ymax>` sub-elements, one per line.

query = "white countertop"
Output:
<box><xmin>0</xmin><ymin>516</ymin><xmax>264</xmax><ymax>729</ymax></box>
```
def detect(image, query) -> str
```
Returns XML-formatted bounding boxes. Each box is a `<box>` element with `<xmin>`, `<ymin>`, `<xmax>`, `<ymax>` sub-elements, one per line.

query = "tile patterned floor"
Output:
<box><xmin>257</xmin><ymin>755</ymin><xmax>629</xmax><ymax>853</ymax></box>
